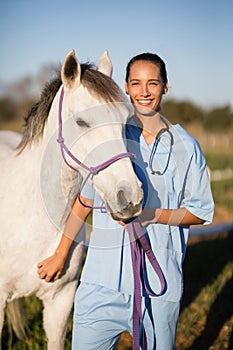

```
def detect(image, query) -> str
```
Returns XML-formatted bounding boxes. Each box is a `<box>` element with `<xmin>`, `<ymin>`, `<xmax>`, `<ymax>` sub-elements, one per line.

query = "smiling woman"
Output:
<box><xmin>125</xmin><ymin>54</ymin><xmax>169</xmax><ymax>146</ymax></box>
<box><xmin>124</xmin><ymin>56</ymin><xmax>175</xmax><ymax>177</ymax></box>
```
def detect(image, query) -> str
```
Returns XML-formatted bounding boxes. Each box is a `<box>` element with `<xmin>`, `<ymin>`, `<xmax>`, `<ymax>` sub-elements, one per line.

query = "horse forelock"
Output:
<box><xmin>81</xmin><ymin>64</ymin><xmax>126</xmax><ymax>103</ymax></box>
<box><xmin>16</xmin><ymin>63</ymin><xmax>126</xmax><ymax>154</ymax></box>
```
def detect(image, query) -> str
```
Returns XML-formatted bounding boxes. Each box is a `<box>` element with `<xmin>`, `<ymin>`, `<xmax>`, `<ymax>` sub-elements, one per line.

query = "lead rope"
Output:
<box><xmin>126</xmin><ymin>221</ymin><xmax>166</xmax><ymax>350</ymax></box>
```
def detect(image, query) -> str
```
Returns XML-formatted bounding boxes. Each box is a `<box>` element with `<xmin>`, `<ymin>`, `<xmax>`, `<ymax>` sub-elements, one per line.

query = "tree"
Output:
<box><xmin>161</xmin><ymin>99</ymin><xmax>204</xmax><ymax>125</ymax></box>
<box><xmin>203</xmin><ymin>105</ymin><xmax>233</xmax><ymax>131</ymax></box>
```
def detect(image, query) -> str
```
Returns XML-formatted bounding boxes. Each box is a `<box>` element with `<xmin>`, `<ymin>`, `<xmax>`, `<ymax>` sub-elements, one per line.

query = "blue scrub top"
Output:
<box><xmin>80</xmin><ymin>118</ymin><xmax>214</xmax><ymax>302</ymax></box>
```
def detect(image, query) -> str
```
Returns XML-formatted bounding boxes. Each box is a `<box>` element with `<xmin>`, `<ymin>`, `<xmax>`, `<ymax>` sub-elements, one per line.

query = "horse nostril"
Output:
<box><xmin>117</xmin><ymin>190</ymin><xmax>129</xmax><ymax>207</ymax></box>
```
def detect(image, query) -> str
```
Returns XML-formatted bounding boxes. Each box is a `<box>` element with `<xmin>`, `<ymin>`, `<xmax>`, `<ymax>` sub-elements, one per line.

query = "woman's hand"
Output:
<box><xmin>37</xmin><ymin>196</ymin><xmax>92</xmax><ymax>283</ymax></box>
<box><xmin>118</xmin><ymin>209</ymin><xmax>156</xmax><ymax>228</ymax></box>
<box><xmin>37</xmin><ymin>252</ymin><xmax>66</xmax><ymax>283</ymax></box>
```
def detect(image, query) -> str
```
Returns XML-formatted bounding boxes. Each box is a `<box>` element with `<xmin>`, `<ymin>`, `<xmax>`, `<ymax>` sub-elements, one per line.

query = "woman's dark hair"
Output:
<box><xmin>125</xmin><ymin>53</ymin><xmax>168</xmax><ymax>84</ymax></box>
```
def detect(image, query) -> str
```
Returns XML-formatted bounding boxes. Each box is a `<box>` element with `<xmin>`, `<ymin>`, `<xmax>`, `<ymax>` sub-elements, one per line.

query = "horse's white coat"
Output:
<box><xmin>0</xmin><ymin>50</ymin><xmax>142</xmax><ymax>349</ymax></box>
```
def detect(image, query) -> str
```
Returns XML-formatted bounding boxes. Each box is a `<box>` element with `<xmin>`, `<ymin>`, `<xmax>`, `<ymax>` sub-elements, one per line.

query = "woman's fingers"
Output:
<box><xmin>37</xmin><ymin>254</ymin><xmax>65</xmax><ymax>282</ymax></box>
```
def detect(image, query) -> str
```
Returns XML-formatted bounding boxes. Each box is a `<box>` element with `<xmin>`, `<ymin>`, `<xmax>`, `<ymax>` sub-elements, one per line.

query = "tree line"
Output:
<box><xmin>161</xmin><ymin>99</ymin><xmax>233</xmax><ymax>132</ymax></box>
<box><xmin>0</xmin><ymin>66</ymin><xmax>232</xmax><ymax>132</ymax></box>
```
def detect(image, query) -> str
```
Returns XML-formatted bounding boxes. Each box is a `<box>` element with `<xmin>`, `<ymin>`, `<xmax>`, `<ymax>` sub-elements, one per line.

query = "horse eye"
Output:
<box><xmin>76</xmin><ymin>118</ymin><xmax>90</xmax><ymax>128</ymax></box>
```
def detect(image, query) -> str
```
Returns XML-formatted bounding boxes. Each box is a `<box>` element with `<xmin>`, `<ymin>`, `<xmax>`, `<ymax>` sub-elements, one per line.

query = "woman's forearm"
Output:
<box><xmin>140</xmin><ymin>208</ymin><xmax>205</xmax><ymax>226</ymax></box>
<box><xmin>156</xmin><ymin>208</ymin><xmax>204</xmax><ymax>225</ymax></box>
<box><xmin>55</xmin><ymin>213</ymin><xmax>86</xmax><ymax>258</ymax></box>
<box><xmin>56</xmin><ymin>197</ymin><xmax>93</xmax><ymax>257</ymax></box>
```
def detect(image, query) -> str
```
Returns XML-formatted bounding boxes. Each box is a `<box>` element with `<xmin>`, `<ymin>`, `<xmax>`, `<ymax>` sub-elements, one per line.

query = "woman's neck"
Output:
<box><xmin>134</xmin><ymin>112</ymin><xmax>168</xmax><ymax>140</ymax></box>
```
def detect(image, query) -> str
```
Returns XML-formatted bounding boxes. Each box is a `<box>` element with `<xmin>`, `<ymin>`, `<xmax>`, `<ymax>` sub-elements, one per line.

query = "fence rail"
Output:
<box><xmin>190</xmin><ymin>221</ymin><xmax>233</xmax><ymax>237</ymax></box>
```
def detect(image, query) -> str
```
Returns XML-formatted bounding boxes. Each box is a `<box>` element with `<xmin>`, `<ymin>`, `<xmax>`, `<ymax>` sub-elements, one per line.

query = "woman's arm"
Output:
<box><xmin>139</xmin><ymin>207</ymin><xmax>205</xmax><ymax>227</ymax></box>
<box><xmin>37</xmin><ymin>196</ymin><xmax>93</xmax><ymax>282</ymax></box>
<box><xmin>118</xmin><ymin>207</ymin><xmax>204</xmax><ymax>228</ymax></box>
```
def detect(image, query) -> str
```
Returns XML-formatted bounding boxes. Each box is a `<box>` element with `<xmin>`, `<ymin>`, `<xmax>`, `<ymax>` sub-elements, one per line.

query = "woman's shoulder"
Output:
<box><xmin>172</xmin><ymin>124</ymin><xmax>199</xmax><ymax>144</ymax></box>
<box><xmin>172</xmin><ymin>124</ymin><xmax>203</xmax><ymax>155</ymax></box>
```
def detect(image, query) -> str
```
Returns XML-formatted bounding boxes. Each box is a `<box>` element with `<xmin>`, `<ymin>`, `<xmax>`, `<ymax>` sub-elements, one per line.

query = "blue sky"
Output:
<box><xmin>1</xmin><ymin>0</ymin><xmax>233</xmax><ymax>109</ymax></box>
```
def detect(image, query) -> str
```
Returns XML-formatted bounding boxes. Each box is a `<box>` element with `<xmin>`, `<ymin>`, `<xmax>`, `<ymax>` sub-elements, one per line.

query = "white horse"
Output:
<box><xmin>0</xmin><ymin>50</ymin><xmax>143</xmax><ymax>349</ymax></box>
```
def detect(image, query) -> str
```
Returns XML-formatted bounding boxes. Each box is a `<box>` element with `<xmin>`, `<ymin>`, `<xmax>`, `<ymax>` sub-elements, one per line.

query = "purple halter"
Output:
<box><xmin>56</xmin><ymin>86</ymin><xmax>136</xmax><ymax>209</ymax></box>
<box><xmin>57</xmin><ymin>86</ymin><xmax>166</xmax><ymax>349</ymax></box>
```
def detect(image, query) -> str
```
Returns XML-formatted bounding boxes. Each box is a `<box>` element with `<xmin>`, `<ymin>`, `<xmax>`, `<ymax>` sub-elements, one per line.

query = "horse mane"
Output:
<box><xmin>17</xmin><ymin>63</ymin><xmax>126</xmax><ymax>154</ymax></box>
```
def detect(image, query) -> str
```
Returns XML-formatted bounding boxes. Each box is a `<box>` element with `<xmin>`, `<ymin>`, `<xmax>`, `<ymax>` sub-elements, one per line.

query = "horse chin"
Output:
<box><xmin>108</xmin><ymin>200</ymin><xmax>142</xmax><ymax>222</ymax></box>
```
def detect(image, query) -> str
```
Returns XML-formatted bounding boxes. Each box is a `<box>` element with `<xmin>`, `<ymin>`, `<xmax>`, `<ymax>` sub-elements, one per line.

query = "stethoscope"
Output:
<box><xmin>148</xmin><ymin>118</ymin><xmax>174</xmax><ymax>175</ymax></box>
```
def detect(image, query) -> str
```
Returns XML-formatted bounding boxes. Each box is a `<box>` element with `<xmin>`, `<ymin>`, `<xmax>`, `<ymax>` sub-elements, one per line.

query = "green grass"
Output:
<box><xmin>3</xmin><ymin>231</ymin><xmax>233</xmax><ymax>350</ymax></box>
<box><xmin>211</xmin><ymin>178</ymin><xmax>233</xmax><ymax>213</ymax></box>
<box><xmin>204</xmin><ymin>150</ymin><xmax>233</xmax><ymax>214</ymax></box>
<box><xmin>177</xmin><ymin>261</ymin><xmax>233</xmax><ymax>350</ymax></box>
<box><xmin>205</xmin><ymin>153</ymin><xmax>233</xmax><ymax>171</ymax></box>
<box><xmin>176</xmin><ymin>231</ymin><xmax>233</xmax><ymax>349</ymax></box>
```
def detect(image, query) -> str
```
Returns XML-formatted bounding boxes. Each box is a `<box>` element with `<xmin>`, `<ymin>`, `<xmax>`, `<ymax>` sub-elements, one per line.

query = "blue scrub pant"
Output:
<box><xmin>72</xmin><ymin>282</ymin><xmax>180</xmax><ymax>350</ymax></box>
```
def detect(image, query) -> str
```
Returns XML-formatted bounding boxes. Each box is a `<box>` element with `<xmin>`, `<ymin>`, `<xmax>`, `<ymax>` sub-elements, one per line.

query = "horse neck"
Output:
<box><xmin>16</xmin><ymin>89</ymin><xmax>82</xmax><ymax>230</ymax></box>
<box><xmin>40</xmin><ymin>159</ymin><xmax>82</xmax><ymax>232</ymax></box>
<box><xmin>40</xmin><ymin>90</ymin><xmax>84</xmax><ymax>228</ymax></box>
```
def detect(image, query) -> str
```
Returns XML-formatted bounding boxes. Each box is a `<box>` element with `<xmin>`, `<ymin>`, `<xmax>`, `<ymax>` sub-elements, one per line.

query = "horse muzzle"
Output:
<box><xmin>106</xmin><ymin>186</ymin><xmax>143</xmax><ymax>221</ymax></box>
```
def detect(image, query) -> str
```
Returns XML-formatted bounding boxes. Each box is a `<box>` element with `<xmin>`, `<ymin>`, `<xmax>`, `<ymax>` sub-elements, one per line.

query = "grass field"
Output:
<box><xmin>2</xmin><ymin>229</ymin><xmax>233</xmax><ymax>350</ymax></box>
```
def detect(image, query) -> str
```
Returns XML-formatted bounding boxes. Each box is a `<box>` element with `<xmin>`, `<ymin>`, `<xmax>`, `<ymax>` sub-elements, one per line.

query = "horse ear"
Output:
<box><xmin>97</xmin><ymin>50</ymin><xmax>113</xmax><ymax>77</ymax></box>
<box><xmin>61</xmin><ymin>50</ymin><xmax>81</xmax><ymax>89</ymax></box>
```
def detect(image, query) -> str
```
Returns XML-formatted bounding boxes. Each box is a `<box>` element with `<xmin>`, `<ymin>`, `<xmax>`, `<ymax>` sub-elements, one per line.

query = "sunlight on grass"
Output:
<box><xmin>176</xmin><ymin>261</ymin><xmax>233</xmax><ymax>350</ymax></box>
<box><xmin>210</xmin><ymin>315</ymin><xmax>233</xmax><ymax>350</ymax></box>
<box><xmin>3</xmin><ymin>234</ymin><xmax>233</xmax><ymax>350</ymax></box>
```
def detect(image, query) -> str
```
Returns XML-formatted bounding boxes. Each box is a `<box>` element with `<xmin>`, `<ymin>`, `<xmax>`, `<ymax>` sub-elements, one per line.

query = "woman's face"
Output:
<box><xmin>125</xmin><ymin>60</ymin><xmax>168</xmax><ymax>117</ymax></box>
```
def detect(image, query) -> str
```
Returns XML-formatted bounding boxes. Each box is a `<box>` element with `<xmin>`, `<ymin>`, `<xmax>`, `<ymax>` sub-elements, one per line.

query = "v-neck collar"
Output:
<box><xmin>129</xmin><ymin>116</ymin><xmax>171</xmax><ymax>148</ymax></box>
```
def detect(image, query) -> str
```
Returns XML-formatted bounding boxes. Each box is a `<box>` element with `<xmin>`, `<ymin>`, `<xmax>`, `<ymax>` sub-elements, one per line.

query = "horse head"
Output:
<box><xmin>58</xmin><ymin>50</ymin><xmax>143</xmax><ymax>221</ymax></box>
